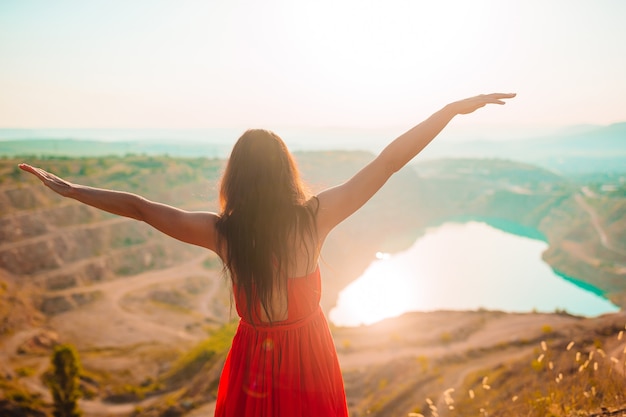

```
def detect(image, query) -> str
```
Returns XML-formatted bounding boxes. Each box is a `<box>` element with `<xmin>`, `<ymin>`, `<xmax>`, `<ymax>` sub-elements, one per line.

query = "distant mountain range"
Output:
<box><xmin>1</xmin><ymin>122</ymin><xmax>624</xmax><ymax>174</ymax></box>
<box><xmin>420</xmin><ymin>122</ymin><xmax>626</xmax><ymax>174</ymax></box>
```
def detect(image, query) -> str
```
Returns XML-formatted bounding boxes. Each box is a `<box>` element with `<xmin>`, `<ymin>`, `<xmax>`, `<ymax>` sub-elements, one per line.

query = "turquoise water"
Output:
<box><xmin>329</xmin><ymin>221</ymin><xmax>620</xmax><ymax>327</ymax></box>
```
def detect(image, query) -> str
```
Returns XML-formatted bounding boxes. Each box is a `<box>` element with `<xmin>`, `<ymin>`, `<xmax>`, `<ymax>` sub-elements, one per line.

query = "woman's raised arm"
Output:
<box><xmin>315</xmin><ymin>93</ymin><xmax>516</xmax><ymax>237</ymax></box>
<box><xmin>18</xmin><ymin>163</ymin><xmax>220</xmax><ymax>252</ymax></box>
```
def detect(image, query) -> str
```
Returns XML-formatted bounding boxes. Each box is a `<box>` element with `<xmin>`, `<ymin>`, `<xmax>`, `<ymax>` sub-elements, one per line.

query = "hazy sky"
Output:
<box><xmin>1</xmin><ymin>0</ymin><xmax>625</xmax><ymax>130</ymax></box>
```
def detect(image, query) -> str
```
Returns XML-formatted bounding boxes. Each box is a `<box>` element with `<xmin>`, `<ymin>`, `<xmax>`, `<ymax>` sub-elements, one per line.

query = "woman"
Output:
<box><xmin>20</xmin><ymin>93</ymin><xmax>515</xmax><ymax>416</ymax></box>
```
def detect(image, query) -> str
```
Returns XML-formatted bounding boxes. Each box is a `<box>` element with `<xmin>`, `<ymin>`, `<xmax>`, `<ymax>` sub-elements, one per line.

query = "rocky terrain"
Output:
<box><xmin>0</xmin><ymin>152</ymin><xmax>624</xmax><ymax>416</ymax></box>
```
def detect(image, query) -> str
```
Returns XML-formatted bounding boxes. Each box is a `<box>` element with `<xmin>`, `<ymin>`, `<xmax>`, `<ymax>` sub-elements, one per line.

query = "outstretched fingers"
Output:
<box><xmin>19</xmin><ymin>163</ymin><xmax>44</xmax><ymax>179</ymax></box>
<box><xmin>485</xmin><ymin>93</ymin><xmax>516</xmax><ymax>104</ymax></box>
<box><xmin>451</xmin><ymin>93</ymin><xmax>516</xmax><ymax>115</ymax></box>
<box><xmin>18</xmin><ymin>163</ymin><xmax>73</xmax><ymax>196</ymax></box>
<box><xmin>19</xmin><ymin>163</ymin><xmax>52</xmax><ymax>182</ymax></box>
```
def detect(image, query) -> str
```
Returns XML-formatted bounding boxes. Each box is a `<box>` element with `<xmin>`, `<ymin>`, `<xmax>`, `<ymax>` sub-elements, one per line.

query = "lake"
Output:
<box><xmin>329</xmin><ymin>221</ymin><xmax>620</xmax><ymax>327</ymax></box>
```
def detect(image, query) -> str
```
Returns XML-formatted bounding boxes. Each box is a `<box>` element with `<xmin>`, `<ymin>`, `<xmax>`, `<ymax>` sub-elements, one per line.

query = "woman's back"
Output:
<box><xmin>218</xmin><ymin>224</ymin><xmax>321</xmax><ymax>323</ymax></box>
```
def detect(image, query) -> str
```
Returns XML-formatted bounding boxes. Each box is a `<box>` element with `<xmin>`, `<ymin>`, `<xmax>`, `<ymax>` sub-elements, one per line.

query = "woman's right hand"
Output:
<box><xmin>19</xmin><ymin>164</ymin><xmax>75</xmax><ymax>198</ymax></box>
<box><xmin>19</xmin><ymin>162</ymin><xmax>221</xmax><ymax>251</ymax></box>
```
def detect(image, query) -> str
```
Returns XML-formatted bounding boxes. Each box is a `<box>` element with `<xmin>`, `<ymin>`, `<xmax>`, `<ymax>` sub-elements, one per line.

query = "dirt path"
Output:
<box><xmin>0</xmin><ymin>215</ymin><xmax>127</xmax><ymax>252</ymax></box>
<box><xmin>65</xmin><ymin>255</ymin><xmax>222</xmax><ymax>416</ymax></box>
<box><xmin>78</xmin><ymin>397</ymin><xmax>161</xmax><ymax>417</ymax></box>
<box><xmin>2</xmin><ymin>254</ymin><xmax>223</xmax><ymax>417</ymax></box>
<box><xmin>2</xmin><ymin>254</ymin><xmax>218</xmax><ymax>362</ymax></box>
<box><xmin>337</xmin><ymin>312</ymin><xmax>578</xmax><ymax>370</ymax></box>
<box><xmin>607</xmin><ymin>334</ymin><xmax>626</xmax><ymax>377</ymax></box>
<box><xmin>575</xmin><ymin>193</ymin><xmax>626</xmax><ymax>259</ymax></box>
<box><xmin>432</xmin><ymin>345</ymin><xmax>536</xmax><ymax>414</ymax></box>
<box><xmin>185</xmin><ymin>400</ymin><xmax>216</xmax><ymax>417</ymax></box>
<box><xmin>336</xmin><ymin>312</ymin><xmax>583</xmax><ymax>417</ymax></box>
<box><xmin>49</xmin><ymin>253</ymin><xmax>221</xmax><ymax>346</ymax></box>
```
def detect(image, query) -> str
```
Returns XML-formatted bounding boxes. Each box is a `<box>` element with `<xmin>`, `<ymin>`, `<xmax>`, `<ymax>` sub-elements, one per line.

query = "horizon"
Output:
<box><xmin>1</xmin><ymin>1</ymin><xmax>625</xmax><ymax>130</ymax></box>
<box><xmin>0</xmin><ymin>119</ymin><xmax>623</xmax><ymax>145</ymax></box>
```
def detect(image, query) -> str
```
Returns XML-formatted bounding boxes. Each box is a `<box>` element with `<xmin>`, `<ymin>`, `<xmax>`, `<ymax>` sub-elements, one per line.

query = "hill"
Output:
<box><xmin>1</xmin><ymin>120</ymin><xmax>625</xmax><ymax>174</ymax></box>
<box><xmin>0</xmin><ymin>152</ymin><xmax>624</xmax><ymax>416</ymax></box>
<box><xmin>421</xmin><ymin>121</ymin><xmax>626</xmax><ymax>174</ymax></box>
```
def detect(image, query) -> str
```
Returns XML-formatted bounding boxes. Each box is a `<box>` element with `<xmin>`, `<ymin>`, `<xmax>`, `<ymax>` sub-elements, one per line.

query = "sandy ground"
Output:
<box><xmin>2</xmin><ymin>254</ymin><xmax>227</xmax><ymax>415</ymax></box>
<box><xmin>49</xmin><ymin>254</ymin><xmax>222</xmax><ymax>348</ymax></box>
<box><xmin>2</xmin><ymin>252</ymin><xmax>625</xmax><ymax>417</ymax></box>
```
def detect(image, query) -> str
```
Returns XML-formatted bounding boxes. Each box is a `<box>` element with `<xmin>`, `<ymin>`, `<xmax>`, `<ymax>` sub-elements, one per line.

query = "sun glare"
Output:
<box><xmin>271</xmin><ymin>0</ymin><xmax>507</xmax><ymax>127</ymax></box>
<box><xmin>329</xmin><ymin>255</ymin><xmax>425</xmax><ymax>327</ymax></box>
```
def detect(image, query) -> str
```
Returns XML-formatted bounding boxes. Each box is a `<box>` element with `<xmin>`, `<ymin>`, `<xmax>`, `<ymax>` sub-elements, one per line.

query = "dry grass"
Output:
<box><xmin>408</xmin><ymin>323</ymin><xmax>626</xmax><ymax>417</ymax></box>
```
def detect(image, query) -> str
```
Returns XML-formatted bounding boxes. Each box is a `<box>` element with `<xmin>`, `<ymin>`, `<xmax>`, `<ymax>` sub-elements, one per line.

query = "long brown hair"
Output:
<box><xmin>215</xmin><ymin>129</ymin><xmax>318</xmax><ymax>323</ymax></box>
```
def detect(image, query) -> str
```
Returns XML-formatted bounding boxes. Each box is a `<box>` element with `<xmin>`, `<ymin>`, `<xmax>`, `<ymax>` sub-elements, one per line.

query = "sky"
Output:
<box><xmin>1</xmin><ymin>0</ymin><xmax>625</xmax><ymax>132</ymax></box>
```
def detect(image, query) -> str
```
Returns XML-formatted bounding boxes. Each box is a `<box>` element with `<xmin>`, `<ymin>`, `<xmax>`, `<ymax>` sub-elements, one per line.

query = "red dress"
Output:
<box><xmin>214</xmin><ymin>266</ymin><xmax>348</xmax><ymax>417</ymax></box>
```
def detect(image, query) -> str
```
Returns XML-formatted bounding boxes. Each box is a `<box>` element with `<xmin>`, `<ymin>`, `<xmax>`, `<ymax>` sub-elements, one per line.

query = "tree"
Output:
<box><xmin>46</xmin><ymin>344</ymin><xmax>82</xmax><ymax>417</ymax></box>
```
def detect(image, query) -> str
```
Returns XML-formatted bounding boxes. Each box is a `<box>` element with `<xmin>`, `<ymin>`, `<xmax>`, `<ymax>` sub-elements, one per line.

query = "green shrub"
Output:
<box><xmin>46</xmin><ymin>344</ymin><xmax>82</xmax><ymax>417</ymax></box>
